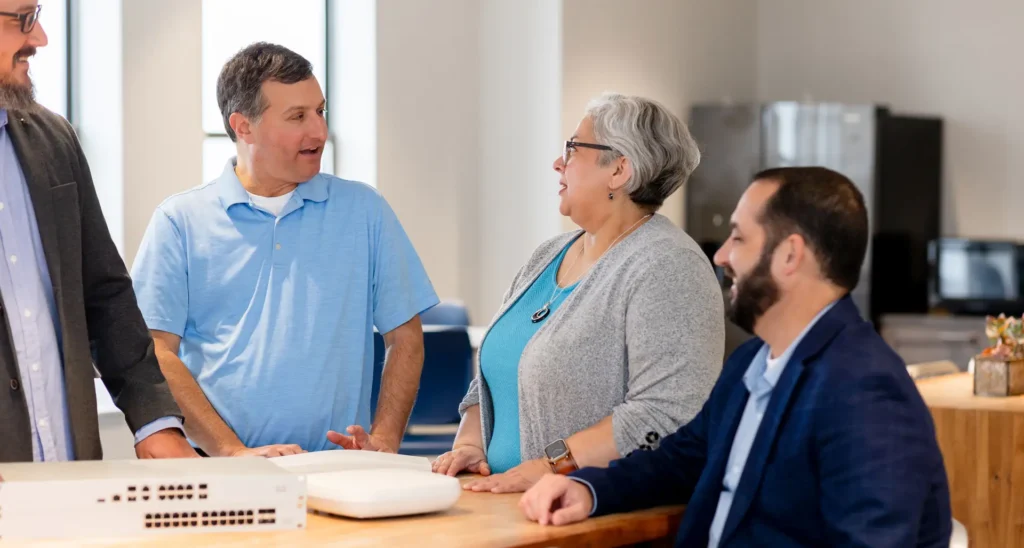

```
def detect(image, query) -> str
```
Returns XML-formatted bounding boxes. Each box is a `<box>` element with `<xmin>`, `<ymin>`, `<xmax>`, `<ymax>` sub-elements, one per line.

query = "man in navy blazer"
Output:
<box><xmin>519</xmin><ymin>167</ymin><xmax>951</xmax><ymax>547</ymax></box>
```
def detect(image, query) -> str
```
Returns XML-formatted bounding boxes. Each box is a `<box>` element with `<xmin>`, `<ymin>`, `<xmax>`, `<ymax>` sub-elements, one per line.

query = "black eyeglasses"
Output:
<box><xmin>0</xmin><ymin>4</ymin><xmax>41</xmax><ymax>34</ymax></box>
<box><xmin>563</xmin><ymin>140</ymin><xmax>615</xmax><ymax>164</ymax></box>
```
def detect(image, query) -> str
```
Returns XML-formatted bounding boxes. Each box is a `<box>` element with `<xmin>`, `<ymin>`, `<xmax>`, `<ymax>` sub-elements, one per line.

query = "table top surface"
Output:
<box><xmin>12</xmin><ymin>478</ymin><xmax>684</xmax><ymax>548</ymax></box>
<box><xmin>917</xmin><ymin>372</ymin><xmax>1024</xmax><ymax>412</ymax></box>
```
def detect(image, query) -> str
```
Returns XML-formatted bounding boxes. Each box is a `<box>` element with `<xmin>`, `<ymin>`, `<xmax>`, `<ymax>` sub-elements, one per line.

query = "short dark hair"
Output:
<box><xmin>753</xmin><ymin>166</ymin><xmax>869</xmax><ymax>291</ymax></box>
<box><xmin>216</xmin><ymin>42</ymin><xmax>314</xmax><ymax>142</ymax></box>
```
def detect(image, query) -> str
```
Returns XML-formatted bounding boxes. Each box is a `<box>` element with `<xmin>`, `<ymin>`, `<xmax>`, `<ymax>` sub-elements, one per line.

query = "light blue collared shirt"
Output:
<box><xmin>0</xmin><ymin>109</ymin><xmax>180</xmax><ymax>461</ymax></box>
<box><xmin>131</xmin><ymin>159</ymin><xmax>438</xmax><ymax>451</ymax></box>
<box><xmin>706</xmin><ymin>301</ymin><xmax>836</xmax><ymax>547</ymax></box>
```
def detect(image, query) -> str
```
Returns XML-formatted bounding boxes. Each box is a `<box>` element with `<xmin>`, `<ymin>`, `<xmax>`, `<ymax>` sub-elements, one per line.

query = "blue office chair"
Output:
<box><xmin>371</xmin><ymin>327</ymin><xmax>473</xmax><ymax>455</ymax></box>
<box><xmin>420</xmin><ymin>300</ymin><xmax>471</xmax><ymax>326</ymax></box>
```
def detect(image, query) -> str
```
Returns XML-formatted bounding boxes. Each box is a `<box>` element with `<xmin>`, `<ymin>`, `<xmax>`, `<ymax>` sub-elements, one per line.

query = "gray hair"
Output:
<box><xmin>216</xmin><ymin>42</ymin><xmax>314</xmax><ymax>142</ymax></box>
<box><xmin>585</xmin><ymin>93</ymin><xmax>700</xmax><ymax>210</ymax></box>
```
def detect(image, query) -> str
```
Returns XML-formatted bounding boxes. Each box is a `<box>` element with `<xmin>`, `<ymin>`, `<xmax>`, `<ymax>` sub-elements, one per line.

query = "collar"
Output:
<box><xmin>0</xmin><ymin>109</ymin><xmax>9</xmax><ymax>130</ymax></box>
<box><xmin>743</xmin><ymin>299</ymin><xmax>838</xmax><ymax>394</ymax></box>
<box><xmin>215</xmin><ymin>156</ymin><xmax>329</xmax><ymax>210</ymax></box>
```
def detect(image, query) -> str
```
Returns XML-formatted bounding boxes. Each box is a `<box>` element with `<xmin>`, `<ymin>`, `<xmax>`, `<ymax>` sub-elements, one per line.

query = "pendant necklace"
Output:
<box><xmin>531</xmin><ymin>214</ymin><xmax>652</xmax><ymax>323</ymax></box>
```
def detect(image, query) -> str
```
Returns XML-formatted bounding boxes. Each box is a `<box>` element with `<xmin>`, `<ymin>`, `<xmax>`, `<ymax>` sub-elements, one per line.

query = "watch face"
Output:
<box><xmin>545</xmin><ymin>439</ymin><xmax>568</xmax><ymax>460</ymax></box>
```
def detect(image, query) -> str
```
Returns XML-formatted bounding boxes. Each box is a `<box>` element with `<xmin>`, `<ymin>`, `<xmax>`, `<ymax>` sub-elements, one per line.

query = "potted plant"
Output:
<box><xmin>974</xmin><ymin>314</ymin><xmax>1024</xmax><ymax>397</ymax></box>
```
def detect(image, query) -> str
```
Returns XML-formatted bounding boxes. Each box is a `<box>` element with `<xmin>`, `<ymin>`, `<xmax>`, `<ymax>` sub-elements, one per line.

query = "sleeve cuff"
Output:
<box><xmin>133</xmin><ymin>416</ymin><xmax>185</xmax><ymax>445</ymax></box>
<box><xmin>568</xmin><ymin>476</ymin><xmax>599</xmax><ymax>516</ymax></box>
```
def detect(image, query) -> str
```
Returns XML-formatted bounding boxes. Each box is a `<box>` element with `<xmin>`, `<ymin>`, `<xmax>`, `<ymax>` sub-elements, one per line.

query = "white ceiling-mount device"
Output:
<box><xmin>270</xmin><ymin>451</ymin><xmax>461</xmax><ymax>519</ymax></box>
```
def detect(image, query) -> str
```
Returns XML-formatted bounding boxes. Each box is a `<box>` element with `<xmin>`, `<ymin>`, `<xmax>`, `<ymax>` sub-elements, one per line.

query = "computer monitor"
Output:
<box><xmin>928</xmin><ymin>239</ymin><xmax>1024</xmax><ymax>316</ymax></box>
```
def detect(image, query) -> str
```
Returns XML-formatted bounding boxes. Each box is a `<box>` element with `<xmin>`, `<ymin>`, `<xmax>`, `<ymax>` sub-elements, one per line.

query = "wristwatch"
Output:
<box><xmin>544</xmin><ymin>439</ymin><xmax>579</xmax><ymax>475</ymax></box>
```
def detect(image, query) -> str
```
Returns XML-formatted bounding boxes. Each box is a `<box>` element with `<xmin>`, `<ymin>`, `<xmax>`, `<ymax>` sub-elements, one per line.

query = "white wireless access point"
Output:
<box><xmin>270</xmin><ymin>450</ymin><xmax>460</xmax><ymax>519</ymax></box>
<box><xmin>0</xmin><ymin>457</ymin><xmax>306</xmax><ymax>540</ymax></box>
<box><xmin>270</xmin><ymin>449</ymin><xmax>431</xmax><ymax>474</ymax></box>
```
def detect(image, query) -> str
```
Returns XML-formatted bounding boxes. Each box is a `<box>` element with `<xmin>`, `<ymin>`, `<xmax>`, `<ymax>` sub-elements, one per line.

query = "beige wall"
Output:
<box><xmin>756</xmin><ymin>0</ymin><xmax>1024</xmax><ymax>239</ymax></box>
<box><xmin>121</xmin><ymin>0</ymin><xmax>204</xmax><ymax>267</ymax></box>
<box><xmin>561</xmin><ymin>0</ymin><xmax>758</xmax><ymax>231</ymax></box>
<box><xmin>376</xmin><ymin>0</ymin><xmax>481</xmax><ymax>317</ymax></box>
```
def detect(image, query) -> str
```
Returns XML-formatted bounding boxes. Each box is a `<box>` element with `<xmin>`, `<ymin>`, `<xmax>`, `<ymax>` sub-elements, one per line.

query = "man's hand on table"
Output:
<box><xmin>225</xmin><ymin>444</ymin><xmax>306</xmax><ymax>457</ymax></box>
<box><xmin>327</xmin><ymin>425</ymin><xmax>397</xmax><ymax>453</ymax></box>
<box><xmin>135</xmin><ymin>429</ymin><xmax>200</xmax><ymax>459</ymax></box>
<box><xmin>519</xmin><ymin>474</ymin><xmax>594</xmax><ymax>526</ymax></box>
<box><xmin>463</xmin><ymin>458</ymin><xmax>550</xmax><ymax>493</ymax></box>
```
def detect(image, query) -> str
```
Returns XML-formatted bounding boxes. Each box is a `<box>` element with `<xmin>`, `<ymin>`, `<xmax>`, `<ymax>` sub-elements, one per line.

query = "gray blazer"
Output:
<box><xmin>460</xmin><ymin>215</ymin><xmax>724</xmax><ymax>461</ymax></box>
<box><xmin>0</xmin><ymin>108</ymin><xmax>182</xmax><ymax>462</ymax></box>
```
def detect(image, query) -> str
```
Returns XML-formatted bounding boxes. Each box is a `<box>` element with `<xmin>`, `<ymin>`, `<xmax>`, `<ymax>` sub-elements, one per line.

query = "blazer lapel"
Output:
<box><xmin>717</xmin><ymin>297</ymin><xmax>859</xmax><ymax>545</ymax></box>
<box><xmin>5</xmin><ymin>113</ymin><xmax>61</xmax><ymax>295</ymax></box>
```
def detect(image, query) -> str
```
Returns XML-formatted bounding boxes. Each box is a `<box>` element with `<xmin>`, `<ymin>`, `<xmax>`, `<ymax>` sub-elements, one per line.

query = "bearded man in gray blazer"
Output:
<box><xmin>0</xmin><ymin>0</ymin><xmax>195</xmax><ymax>462</ymax></box>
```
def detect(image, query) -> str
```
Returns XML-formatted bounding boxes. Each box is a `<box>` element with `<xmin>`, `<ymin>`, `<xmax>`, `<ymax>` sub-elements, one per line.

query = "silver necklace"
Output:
<box><xmin>531</xmin><ymin>214</ymin><xmax>653</xmax><ymax>323</ymax></box>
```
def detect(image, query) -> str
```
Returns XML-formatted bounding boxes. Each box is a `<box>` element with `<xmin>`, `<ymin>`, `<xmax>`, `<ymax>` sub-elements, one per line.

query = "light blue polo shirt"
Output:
<box><xmin>131</xmin><ymin>160</ymin><xmax>438</xmax><ymax>451</ymax></box>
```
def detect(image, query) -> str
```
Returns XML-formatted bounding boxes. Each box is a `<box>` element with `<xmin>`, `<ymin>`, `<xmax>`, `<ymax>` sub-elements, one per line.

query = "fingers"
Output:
<box><xmin>467</xmin><ymin>460</ymin><xmax>491</xmax><ymax>477</ymax></box>
<box><xmin>550</xmin><ymin>503</ymin><xmax>588</xmax><ymax>526</ymax></box>
<box><xmin>432</xmin><ymin>452</ymin><xmax>457</xmax><ymax>475</ymax></box>
<box><xmin>524</xmin><ymin>476</ymin><xmax>569</xmax><ymax>526</ymax></box>
<box><xmin>280</xmin><ymin>444</ymin><xmax>304</xmax><ymax>456</ymax></box>
<box><xmin>326</xmin><ymin>430</ymin><xmax>358</xmax><ymax>450</ymax></box>
<box><xmin>345</xmin><ymin>425</ymin><xmax>371</xmax><ymax>445</ymax></box>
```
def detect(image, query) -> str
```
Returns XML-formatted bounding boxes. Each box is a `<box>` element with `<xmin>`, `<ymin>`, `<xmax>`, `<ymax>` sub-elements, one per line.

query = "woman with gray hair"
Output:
<box><xmin>432</xmin><ymin>93</ymin><xmax>724</xmax><ymax>493</ymax></box>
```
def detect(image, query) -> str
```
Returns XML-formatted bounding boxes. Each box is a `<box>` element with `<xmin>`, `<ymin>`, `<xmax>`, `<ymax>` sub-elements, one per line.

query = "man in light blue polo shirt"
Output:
<box><xmin>131</xmin><ymin>42</ymin><xmax>438</xmax><ymax>456</ymax></box>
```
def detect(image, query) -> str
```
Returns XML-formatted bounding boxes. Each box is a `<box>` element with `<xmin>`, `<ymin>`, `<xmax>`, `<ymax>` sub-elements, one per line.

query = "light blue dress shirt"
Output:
<box><xmin>131</xmin><ymin>159</ymin><xmax>439</xmax><ymax>452</ymax></box>
<box><xmin>0</xmin><ymin>109</ymin><xmax>179</xmax><ymax>461</ymax></box>
<box><xmin>706</xmin><ymin>301</ymin><xmax>836</xmax><ymax>547</ymax></box>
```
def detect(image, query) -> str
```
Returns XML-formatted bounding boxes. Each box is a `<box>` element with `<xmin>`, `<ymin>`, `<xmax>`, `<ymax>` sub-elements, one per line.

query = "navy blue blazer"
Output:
<box><xmin>573</xmin><ymin>296</ymin><xmax>951</xmax><ymax>547</ymax></box>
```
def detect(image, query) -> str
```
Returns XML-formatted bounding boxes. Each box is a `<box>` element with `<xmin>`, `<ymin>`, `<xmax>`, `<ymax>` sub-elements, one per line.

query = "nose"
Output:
<box><xmin>311</xmin><ymin>116</ymin><xmax>328</xmax><ymax>142</ymax></box>
<box><xmin>553</xmin><ymin>155</ymin><xmax>565</xmax><ymax>173</ymax></box>
<box><xmin>713</xmin><ymin>241</ymin><xmax>730</xmax><ymax>268</ymax></box>
<box><xmin>28</xmin><ymin>20</ymin><xmax>48</xmax><ymax>48</ymax></box>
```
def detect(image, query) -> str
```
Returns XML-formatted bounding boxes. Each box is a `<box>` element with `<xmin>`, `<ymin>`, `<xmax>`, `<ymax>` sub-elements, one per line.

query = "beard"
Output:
<box><xmin>725</xmin><ymin>244</ymin><xmax>781</xmax><ymax>334</ymax></box>
<box><xmin>0</xmin><ymin>47</ymin><xmax>38</xmax><ymax>112</ymax></box>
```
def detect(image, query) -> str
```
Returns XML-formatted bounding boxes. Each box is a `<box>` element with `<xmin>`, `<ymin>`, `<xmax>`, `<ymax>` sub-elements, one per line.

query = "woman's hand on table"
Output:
<box><xmin>463</xmin><ymin>458</ymin><xmax>550</xmax><ymax>493</ymax></box>
<box><xmin>433</xmin><ymin>445</ymin><xmax>491</xmax><ymax>477</ymax></box>
<box><xmin>519</xmin><ymin>474</ymin><xmax>593</xmax><ymax>526</ymax></box>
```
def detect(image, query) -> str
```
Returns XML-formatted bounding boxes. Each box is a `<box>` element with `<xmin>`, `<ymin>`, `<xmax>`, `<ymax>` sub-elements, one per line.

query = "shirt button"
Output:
<box><xmin>38</xmin><ymin>418</ymin><xmax>48</xmax><ymax>428</ymax></box>
<box><xmin>31</xmin><ymin>363</ymin><xmax>39</xmax><ymax>372</ymax></box>
<box><xmin>9</xmin><ymin>379</ymin><xmax>18</xmax><ymax>390</ymax></box>
<box><xmin>9</xmin><ymin>255</ymin><xmax>16</xmax><ymax>264</ymax></box>
<box><xmin>0</xmin><ymin>202</ymin><xmax>5</xmax><ymax>211</ymax></box>
<box><xmin>23</xmin><ymin>309</ymin><xmax>31</xmax><ymax>318</ymax></box>
<box><xmin>275</xmin><ymin>243</ymin><xmax>282</xmax><ymax>250</ymax></box>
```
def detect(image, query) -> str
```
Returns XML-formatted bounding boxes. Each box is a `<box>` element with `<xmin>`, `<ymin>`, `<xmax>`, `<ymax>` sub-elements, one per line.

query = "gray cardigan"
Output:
<box><xmin>459</xmin><ymin>214</ymin><xmax>725</xmax><ymax>461</ymax></box>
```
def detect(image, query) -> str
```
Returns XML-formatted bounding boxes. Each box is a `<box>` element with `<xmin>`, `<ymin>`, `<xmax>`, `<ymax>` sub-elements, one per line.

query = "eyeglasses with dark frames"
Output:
<box><xmin>563</xmin><ymin>139</ymin><xmax>616</xmax><ymax>165</ymax></box>
<box><xmin>0</xmin><ymin>4</ymin><xmax>41</xmax><ymax>34</ymax></box>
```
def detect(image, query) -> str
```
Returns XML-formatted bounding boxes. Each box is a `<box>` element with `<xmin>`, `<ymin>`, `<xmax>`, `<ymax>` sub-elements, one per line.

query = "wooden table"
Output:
<box><xmin>917</xmin><ymin>373</ymin><xmax>1024</xmax><ymax>548</ymax></box>
<box><xmin>12</xmin><ymin>478</ymin><xmax>684</xmax><ymax>547</ymax></box>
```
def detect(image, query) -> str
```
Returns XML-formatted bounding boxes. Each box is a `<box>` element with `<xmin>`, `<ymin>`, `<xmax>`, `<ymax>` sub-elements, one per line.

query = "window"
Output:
<box><xmin>32</xmin><ymin>0</ymin><xmax>70</xmax><ymax>118</ymax></box>
<box><xmin>201</xmin><ymin>0</ymin><xmax>333</xmax><ymax>179</ymax></box>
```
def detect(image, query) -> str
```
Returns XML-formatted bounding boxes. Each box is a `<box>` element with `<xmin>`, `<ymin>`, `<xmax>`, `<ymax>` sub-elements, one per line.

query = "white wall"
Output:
<box><xmin>756</xmin><ymin>0</ymin><xmax>1024</xmax><ymax>240</ymax></box>
<box><xmin>562</xmin><ymin>0</ymin><xmax>758</xmax><ymax>231</ymax></box>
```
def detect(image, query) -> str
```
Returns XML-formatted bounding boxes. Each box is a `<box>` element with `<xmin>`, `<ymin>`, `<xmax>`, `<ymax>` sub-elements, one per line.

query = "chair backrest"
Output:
<box><xmin>371</xmin><ymin>327</ymin><xmax>473</xmax><ymax>425</ymax></box>
<box><xmin>905</xmin><ymin>360</ymin><xmax>961</xmax><ymax>380</ymax></box>
<box><xmin>420</xmin><ymin>301</ymin><xmax>471</xmax><ymax>326</ymax></box>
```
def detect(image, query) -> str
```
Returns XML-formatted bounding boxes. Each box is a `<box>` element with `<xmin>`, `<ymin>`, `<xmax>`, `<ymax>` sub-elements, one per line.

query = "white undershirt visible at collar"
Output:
<box><xmin>247</xmin><ymin>190</ymin><xmax>294</xmax><ymax>216</ymax></box>
<box><xmin>765</xmin><ymin>353</ymin><xmax>785</xmax><ymax>376</ymax></box>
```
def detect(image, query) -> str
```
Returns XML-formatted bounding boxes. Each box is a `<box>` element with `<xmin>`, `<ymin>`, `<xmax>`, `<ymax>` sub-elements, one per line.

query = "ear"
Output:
<box><xmin>773</xmin><ymin>234</ymin><xmax>806</xmax><ymax>277</ymax></box>
<box><xmin>607</xmin><ymin>156</ymin><xmax>634</xmax><ymax>193</ymax></box>
<box><xmin>229</xmin><ymin>112</ymin><xmax>254</xmax><ymax>144</ymax></box>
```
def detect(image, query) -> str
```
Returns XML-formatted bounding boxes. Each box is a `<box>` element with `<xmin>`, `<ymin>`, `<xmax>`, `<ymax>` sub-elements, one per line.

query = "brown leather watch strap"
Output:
<box><xmin>550</xmin><ymin>449</ymin><xmax>579</xmax><ymax>475</ymax></box>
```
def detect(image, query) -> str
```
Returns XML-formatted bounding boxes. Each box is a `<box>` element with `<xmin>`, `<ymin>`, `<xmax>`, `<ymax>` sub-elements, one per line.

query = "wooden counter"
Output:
<box><xmin>917</xmin><ymin>373</ymin><xmax>1024</xmax><ymax>548</ymax></box>
<box><xmin>11</xmin><ymin>477</ymin><xmax>684</xmax><ymax>547</ymax></box>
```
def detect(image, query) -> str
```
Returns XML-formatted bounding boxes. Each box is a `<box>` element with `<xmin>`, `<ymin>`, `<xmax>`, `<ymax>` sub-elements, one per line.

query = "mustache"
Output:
<box><xmin>13</xmin><ymin>47</ymin><xmax>36</xmax><ymax>65</ymax></box>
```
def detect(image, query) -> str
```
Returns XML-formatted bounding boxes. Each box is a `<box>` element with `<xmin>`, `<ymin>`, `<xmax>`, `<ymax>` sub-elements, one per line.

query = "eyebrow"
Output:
<box><xmin>17</xmin><ymin>3</ymin><xmax>35</xmax><ymax>12</ymax></box>
<box><xmin>569</xmin><ymin>133</ymin><xmax>578</xmax><ymax>141</ymax></box>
